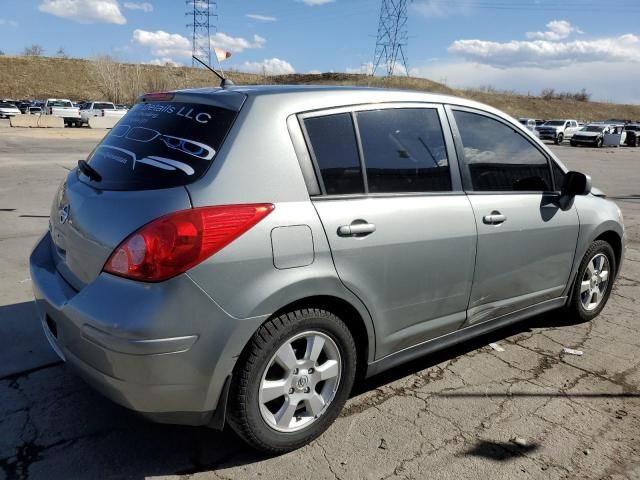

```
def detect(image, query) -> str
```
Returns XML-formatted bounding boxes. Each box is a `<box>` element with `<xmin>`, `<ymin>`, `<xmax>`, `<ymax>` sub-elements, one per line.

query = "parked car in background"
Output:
<box><xmin>570</xmin><ymin>124</ymin><xmax>612</xmax><ymax>148</ymax></box>
<box><xmin>536</xmin><ymin>119</ymin><xmax>580</xmax><ymax>144</ymax></box>
<box><xmin>519</xmin><ymin>118</ymin><xmax>536</xmax><ymax>129</ymax></box>
<box><xmin>31</xmin><ymin>86</ymin><xmax>624</xmax><ymax>453</ymax></box>
<box><xmin>0</xmin><ymin>101</ymin><xmax>21</xmax><ymax>118</ymax></box>
<box><xmin>43</xmin><ymin>98</ymin><xmax>82</xmax><ymax>127</ymax></box>
<box><xmin>80</xmin><ymin>101</ymin><xmax>127</xmax><ymax>125</ymax></box>
<box><xmin>518</xmin><ymin>118</ymin><xmax>541</xmax><ymax>138</ymax></box>
<box><xmin>18</xmin><ymin>102</ymin><xmax>31</xmax><ymax>114</ymax></box>
<box><xmin>27</xmin><ymin>106</ymin><xmax>43</xmax><ymax>115</ymax></box>
<box><xmin>624</xmin><ymin>124</ymin><xmax>640</xmax><ymax>147</ymax></box>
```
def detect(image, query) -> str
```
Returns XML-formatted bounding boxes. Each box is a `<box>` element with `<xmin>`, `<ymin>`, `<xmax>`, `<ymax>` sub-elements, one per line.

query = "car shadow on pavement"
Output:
<box><xmin>0</xmin><ymin>304</ymin><xmax>616</xmax><ymax>479</ymax></box>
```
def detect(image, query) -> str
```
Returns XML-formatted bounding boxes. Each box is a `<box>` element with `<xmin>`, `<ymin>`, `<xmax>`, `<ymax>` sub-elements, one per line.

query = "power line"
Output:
<box><xmin>186</xmin><ymin>0</ymin><xmax>217</xmax><ymax>68</ymax></box>
<box><xmin>372</xmin><ymin>0</ymin><xmax>410</xmax><ymax>77</ymax></box>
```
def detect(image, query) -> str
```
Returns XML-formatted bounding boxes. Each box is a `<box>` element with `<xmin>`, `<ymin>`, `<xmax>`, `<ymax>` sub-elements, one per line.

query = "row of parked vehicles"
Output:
<box><xmin>518</xmin><ymin>117</ymin><xmax>640</xmax><ymax>148</ymax></box>
<box><xmin>0</xmin><ymin>98</ymin><xmax>129</xmax><ymax>127</ymax></box>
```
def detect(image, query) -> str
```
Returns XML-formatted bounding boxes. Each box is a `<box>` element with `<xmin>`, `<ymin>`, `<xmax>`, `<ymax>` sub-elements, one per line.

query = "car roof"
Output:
<box><xmin>173</xmin><ymin>84</ymin><xmax>502</xmax><ymax>116</ymax></box>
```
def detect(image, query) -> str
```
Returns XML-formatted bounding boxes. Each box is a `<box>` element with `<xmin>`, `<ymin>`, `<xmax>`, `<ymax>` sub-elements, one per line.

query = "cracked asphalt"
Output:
<box><xmin>0</xmin><ymin>123</ymin><xmax>638</xmax><ymax>480</ymax></box>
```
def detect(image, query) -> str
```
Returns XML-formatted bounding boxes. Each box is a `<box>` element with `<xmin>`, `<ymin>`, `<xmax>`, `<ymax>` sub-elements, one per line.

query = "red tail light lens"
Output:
<box><xmin>104</xmin><ymin>204</ymin><xmax>274</xmax><ymax>282</ymax></box>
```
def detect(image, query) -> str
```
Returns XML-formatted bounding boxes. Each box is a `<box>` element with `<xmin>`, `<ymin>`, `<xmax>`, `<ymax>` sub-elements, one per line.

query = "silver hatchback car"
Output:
<box><xmin>30</xmin><ymin>86</ymin><xmax>624</xmax><ymax>452</ymax></box>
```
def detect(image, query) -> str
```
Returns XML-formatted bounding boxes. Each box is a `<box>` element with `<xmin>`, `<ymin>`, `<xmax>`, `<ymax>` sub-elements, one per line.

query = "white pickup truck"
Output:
<box><xmin>80</xmin><ymin>101</ymin><xmax>127</xmax><ymax>125</ymax></box>
<box><xmin>535</xmin><ymin>119</ymin><xmax>580</xmax><ymax>144</ymax></box>
<box><xmin>43</xmin><ymin>99</ymin><xmax>82</xmax><ymax>127</ymax></box>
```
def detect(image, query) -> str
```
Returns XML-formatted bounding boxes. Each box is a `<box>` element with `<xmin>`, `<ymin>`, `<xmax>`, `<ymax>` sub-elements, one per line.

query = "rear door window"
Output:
<box><xmin>303</xmin><ymin>113</ymin><xmax>365</xmax><ymax>195</ymax></box>
<box><xmin>356</xmin><ymin>108</ymin><xmax>451</xmax><ymax>193</ymax></box>
<box><xmin>83</xmin><ymin>102</ymin><xmax>238</xmax><ymax>190</ymax></box>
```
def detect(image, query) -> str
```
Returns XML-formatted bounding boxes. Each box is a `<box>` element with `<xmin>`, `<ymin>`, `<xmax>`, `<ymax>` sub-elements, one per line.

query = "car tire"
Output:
<box><xmin>555</xmin><ymin>133</ymin><xmax>564</xmax><ymax>144</ymax></box>
<box><xmin>227</xmin><ymin>308</ymin><xmax>357</xmax><ymax>453</ymax></box>
<box><xmin>565</xmin><ymin>240</ymin><xmax>616</xmax><ymax>322</ymax></box>
<box><xmin>596</xmin><ymin>137</ymin><xmax>603</xmax><ymax>148</ymax></box>
<box><xmin>570</xmin><ymin>141</ymin><xmax>577</xmax><ymax>147</ymax></box>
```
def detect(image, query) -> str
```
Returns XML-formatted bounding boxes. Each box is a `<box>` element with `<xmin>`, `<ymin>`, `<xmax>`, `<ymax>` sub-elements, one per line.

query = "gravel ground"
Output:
<box><xmin>0</xmin><ymin>125</ymin><xmax>638</xmax><ymax>480</ymax></box>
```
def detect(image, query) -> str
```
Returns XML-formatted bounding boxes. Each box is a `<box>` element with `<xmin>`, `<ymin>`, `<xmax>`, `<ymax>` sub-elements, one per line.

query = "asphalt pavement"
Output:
<box><xmin>0</xmin><ymin>124</ymin><xmax>638</xmax><ymax>480</ymax></box>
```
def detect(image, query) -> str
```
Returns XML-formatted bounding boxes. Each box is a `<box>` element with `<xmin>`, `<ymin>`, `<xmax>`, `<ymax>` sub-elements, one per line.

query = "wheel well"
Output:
<box><xmin>271</xmin><ymin>295</ymin><xmax>370</xmax><ymax>380</ymax></box>
<box><xmin>595</xmin><ymin>231</ymin><xmax>622</xmax><ymax>274</ymax></box>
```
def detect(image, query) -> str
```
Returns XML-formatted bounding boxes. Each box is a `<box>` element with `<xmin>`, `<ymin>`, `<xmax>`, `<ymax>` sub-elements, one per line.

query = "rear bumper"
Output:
<box><xmin>30</xmin><ymin>232</ymin><xmax>266</xmax><ymax>427</ymax></box>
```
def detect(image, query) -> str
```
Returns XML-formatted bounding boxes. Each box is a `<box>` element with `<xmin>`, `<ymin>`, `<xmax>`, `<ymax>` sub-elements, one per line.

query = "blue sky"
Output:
<box><xmin>1</xmin><ymin>0</ymin><xmax>640</xmax><ymax>103</ymax></box>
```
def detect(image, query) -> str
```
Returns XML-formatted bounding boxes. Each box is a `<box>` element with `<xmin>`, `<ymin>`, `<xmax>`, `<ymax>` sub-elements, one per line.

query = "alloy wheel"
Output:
<box><xmin>259</xmin><ymin>331</ymin><xmax>342</xmax><ymax>433</ymax></box>
<box><xmin>580</xmin><ymin>253</ymin><xmax>610</xmax><ymax>311</ymax></box>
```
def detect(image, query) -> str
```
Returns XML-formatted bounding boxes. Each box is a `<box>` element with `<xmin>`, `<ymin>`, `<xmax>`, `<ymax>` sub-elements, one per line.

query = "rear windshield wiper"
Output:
<box><xmin>77</xmin><ymin>160</ymin><xmax>102</xmax><ymax>182</ymax></box>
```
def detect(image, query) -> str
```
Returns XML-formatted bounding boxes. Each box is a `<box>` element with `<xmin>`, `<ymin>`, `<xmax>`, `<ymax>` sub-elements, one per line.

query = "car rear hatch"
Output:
<box><xmin>49</xmin><ymin>89</ymin><xmax>246</xmax><ymax>290</ymax></box>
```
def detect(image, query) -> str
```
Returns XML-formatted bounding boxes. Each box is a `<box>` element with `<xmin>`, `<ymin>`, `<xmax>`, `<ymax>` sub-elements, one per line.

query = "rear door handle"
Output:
<box><xmin>483</xmin><ymin>213</ymin><xmax>507</xmax><ymax>225</ymax></box>
<box><xmin>337</xmin><ymin>222</ymin><xmax>376</xmax><ymax>237</ymax></box>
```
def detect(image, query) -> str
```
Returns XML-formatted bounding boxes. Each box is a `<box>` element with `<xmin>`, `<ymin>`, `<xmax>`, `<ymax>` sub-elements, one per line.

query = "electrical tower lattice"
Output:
<box><xmin>372</xmin><ymin>0</ymin><xmax>409</xmax><ymax>76</ymax></box>
<box><xmin>186</xmin><ymin>0</ymin><xmax>217</xmax><ymax>67</ymax></box>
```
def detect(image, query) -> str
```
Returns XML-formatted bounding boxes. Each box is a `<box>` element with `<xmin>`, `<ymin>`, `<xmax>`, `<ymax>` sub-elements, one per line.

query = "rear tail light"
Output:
<box><xmin>103</xmin><ymin>204</ymin><xmax>274</xmax><ymax>282</ymax></box>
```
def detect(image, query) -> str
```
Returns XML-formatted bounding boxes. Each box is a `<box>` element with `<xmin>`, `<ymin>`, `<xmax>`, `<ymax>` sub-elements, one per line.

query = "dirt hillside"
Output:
<box><xmin>1</xmin><ymin>55</ymin><xmax>639</xmax><ymax>121</ymax></box>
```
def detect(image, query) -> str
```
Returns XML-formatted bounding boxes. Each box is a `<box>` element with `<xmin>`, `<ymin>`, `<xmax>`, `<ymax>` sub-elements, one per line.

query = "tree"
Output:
<box><xmin>23</xmin><ymin>44</ymin><xmax>45</xmax><ymax>56</ymax></box>
<box><xmin>56</xmin><ymin>47</ymin><xmax>68</xmax><ymax>59</ymax></box>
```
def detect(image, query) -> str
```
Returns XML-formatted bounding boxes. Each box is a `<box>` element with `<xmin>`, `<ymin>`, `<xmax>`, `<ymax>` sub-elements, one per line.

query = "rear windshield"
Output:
<box><xmin>49</xmin><ymin>100</ymin><xmax>73</xmax><ymax>108</ymax></box>
<box><xmin>0</xmin><ymin>102</ymin><xmax>17</xmax><ymax>108</ymax></box>
<box><xmin>82</xmin><ymin>101</ymin><xmax>237</xmax><ymax>190</ymax></box>
<box><xmin>544</xmin><ymin>121</ymin><xmax>565</xmax><ymax>126</ymax></box>
<box><xmin>94</xmin><ymin>102</ymin><xmax>115</xmax><ymax>109</ymax></box>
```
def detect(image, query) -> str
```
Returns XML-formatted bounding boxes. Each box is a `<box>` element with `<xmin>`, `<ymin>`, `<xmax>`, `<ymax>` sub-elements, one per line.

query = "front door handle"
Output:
<box><xmin>337</xmin><ymin>222</ymin><xmax>376</xmax><ymax>237</ymax></box>
<box><xmin>483</xmin><ymin>212</ymin><xmax>507</xmax><ymax>225</ymax></box>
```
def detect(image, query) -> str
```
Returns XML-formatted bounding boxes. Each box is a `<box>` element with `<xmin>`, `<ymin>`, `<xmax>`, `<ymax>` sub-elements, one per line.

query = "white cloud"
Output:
<box><xmin>409</xmin><ymin>60</ymin><xmax>640</xmax><ymax>104</ymax></box>
<box><xmin>211</xmin><ymin>33</ymin><xmax>266</xmax><ymax>53</ymax></box>
<box><xmin>39</xmin><ymin>0</ymin><xmax>126</xmax><ymax>24</ymax></box>
<box><xmin>246</xmin><ymin>13</ymin><xmax>277</xmax><ymax>22</ymax></box>
<box><xmin>148</xmin><ymin>57</ymin><xmax>181</xmax><ymax>67</ymax></box>
<box><xmin>346</xmin><ymin>62</ymin><xmax>373</xmax><ymax>75</ymax></box>
<box><xmin>346</xmin><ymin>61</ymin><xmax>407</xmax><ymax>76</ymax></box>
<box><xmin>0</xmin><ymin>19</ymin><xmax>18</xmax><ymax>27</ymax></box>
<box><xmin>412</xmin><ymin>0</ymin><xmax>472</xmax><ymax>17</ymax></box>
<box><xmin>300</xmin><ymin>0</ymin><xmax>335</xmax><ymax>5</ymax></box>
<box><xmin>235</xmin><ymin>58</ymin><xmax>295</xmax><ymax>75</ymax></box>
<box><xmin>526</xmin><ymin>20</ymin><xmax>582</xmax><ymax>41</ymax></box>
<box><xmin>449</xmin><ymin>33</ymin><xmax>640</xmax><ymax>68</ymax></box>
<box><xmin>123</xmin><ymin>2</ymin><xmax>153</xmax><ymax>13</ymax></box>
<box><xmin>133</xmin><ymin>29</ymin><xmax>191</xmax><ymax>58</ymax></box>
<box><xmin>307</xmin><ymin>69</ymin><xmax>322</xmax><ymax>74</ymax></box>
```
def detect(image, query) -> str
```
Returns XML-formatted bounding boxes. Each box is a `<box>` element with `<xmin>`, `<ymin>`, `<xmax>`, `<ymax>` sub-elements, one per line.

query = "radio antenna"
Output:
<box><xmin>192</xmin><ymin>55</ymin><xmax>234</xmax><ymax>88</ymax></box>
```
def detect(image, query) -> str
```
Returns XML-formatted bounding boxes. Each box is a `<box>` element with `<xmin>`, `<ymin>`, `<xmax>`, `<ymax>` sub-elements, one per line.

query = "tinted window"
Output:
<box><xmin>453</xmin><ymin>110</ymin><xmax>552</xmax><ymax>192</ymax></box>
<box><xmin>357</xmin><ymin>108</ymin><xmax>450</xmax><ymax>193</ymax></box>
<box><xmin>304</xmin><ymin>113</ymin><xmax>364</xmax><ymax>195</ymax></box>
<box><xmin>94</xmin><ymin>103</ymin><xmax>115</xmax><ymax>110</ymax></box>
<box><xmin>83</xmin><ymin>102</ymin><xmax>237</xmax><ymax>190</ymax></box>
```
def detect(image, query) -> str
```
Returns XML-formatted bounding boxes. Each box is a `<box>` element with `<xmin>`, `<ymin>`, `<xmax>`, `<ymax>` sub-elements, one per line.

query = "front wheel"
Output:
<box><xmin>228</xmin><ymin>308</ymin><xmax>357</xmax><ymax>453</ymax></box>
<box><xmin>555</xmin><ymin>133</ymin><xmax>564</xmax><ymax>144</ymax></box>
<box><xmin>565</xmin><ymin>240</ymin><xmax>616</xmax><ymax>322</ymax></box>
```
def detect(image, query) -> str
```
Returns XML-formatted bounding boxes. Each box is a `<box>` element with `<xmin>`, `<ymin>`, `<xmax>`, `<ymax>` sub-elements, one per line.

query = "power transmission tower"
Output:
<box><xmin>186</xmin><ymin>0</ymin><xmax>217</xmax><ymax>67</ymax></box>
<box><xmin>371</xmin><ymin>0</ymin><xmax>409</xmax><ymax>76</ymax></box>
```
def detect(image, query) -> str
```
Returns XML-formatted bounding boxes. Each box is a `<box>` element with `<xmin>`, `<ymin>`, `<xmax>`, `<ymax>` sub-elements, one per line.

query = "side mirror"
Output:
<box><xmin>562</xmin><ymin>171</ymin><xmax>592</xmax><ymax>197</ymax></box>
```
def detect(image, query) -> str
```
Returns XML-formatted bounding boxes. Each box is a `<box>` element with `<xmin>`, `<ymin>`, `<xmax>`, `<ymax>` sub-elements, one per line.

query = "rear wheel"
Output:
<box><xmin>565</xmin><ymin>240</ymin><xmax>616</xmax><ymax>322</ymax></box>
<box><xmin>228</xmin><ymin>308</ymin><xmax>357</xmax><ymax>453</ymax></box>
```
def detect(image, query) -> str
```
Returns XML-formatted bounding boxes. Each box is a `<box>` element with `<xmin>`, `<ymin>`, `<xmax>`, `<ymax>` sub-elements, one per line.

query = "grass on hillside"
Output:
<box><xmin>1</xmin><ymin>55</ymin><xmax>639</xmax><ymax>121</ymax></box>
